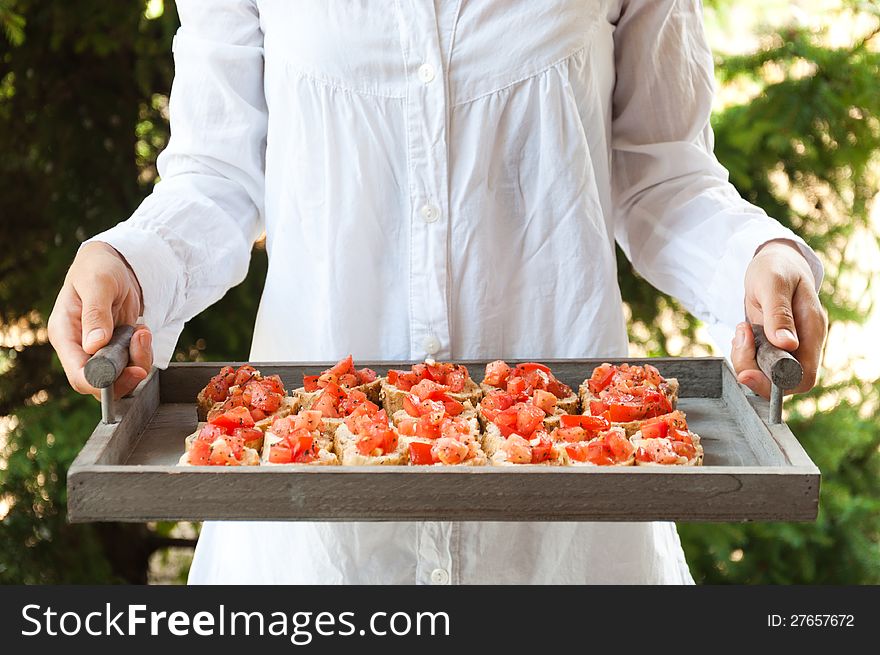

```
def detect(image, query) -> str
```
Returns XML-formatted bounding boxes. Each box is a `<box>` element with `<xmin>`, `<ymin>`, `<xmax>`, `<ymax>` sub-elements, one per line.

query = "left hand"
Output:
<box><xmin>732</xmin><ymin>239</ymin><xmax>827</xmax><ymax>399</ymax></box>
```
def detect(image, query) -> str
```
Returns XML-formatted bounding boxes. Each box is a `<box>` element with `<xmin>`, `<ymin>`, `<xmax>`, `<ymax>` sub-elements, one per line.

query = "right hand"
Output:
<box><xmin>48</xmin><ymin>242</ymin><xmax>154</xmax><ymax>400</ymax></box>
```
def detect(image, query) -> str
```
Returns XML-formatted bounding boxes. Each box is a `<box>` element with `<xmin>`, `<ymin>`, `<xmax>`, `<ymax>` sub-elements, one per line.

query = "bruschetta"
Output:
<box><xmin>579</xmin><ymin>363</ymin><xmax>679</xmax><ymax>435</ymax></box>
<box><xmin>293</xmin><ymin>355</ymin><xmax>381</xmax><ymax>408</ymax></box>
<box><xmin>332</xmin><ymin>405</ymin><xmax>407</xmax><ymax>466</ymax></box>
<box><xmin>199</xmin><ymin>364</ymin><xmax>298</xmax><ymax>431</ymax></box>
<box><xmin>481</xmin><ymin>400</ymin><xmax>567</xmax><ymax>465</ymax></box>
<box><xmin>631</xmin><ymin>411</ymin><xmax>703</xmax><ymax>466</ymax></box>
<box><xmin>261</xmin><ymin>410</ymin><xmax>339</xmax><ymax>465</ymax></box>
<box><xmin>301</xmin><ymin>382</ymin><xmax>381</xmax><ymax>439</ymax></box>
<box><xmin>402</xmin><ymin>417</ymin><xmax>487</xmax><ymax>466</ymax></box>
<box><xmin>478</xmin><ymin>387</ymin><xmax>565</xmax><ymax>433</ymax></box>
<box><xmin>480</xmin><ymin>361</ymin><xmax>578</xmax><ymax>414</ymax></box>
<box><xmin>179</xmin><ymin>409</ymin><xmax>262</xmax><ymax>467</ymax></box>
<box><xmin>552</xmin><ymin>423</ymin><xmax>635</xmax><ymax>466</ymax></box>
<box><xmin>380</xmin><ymin>360</ymin><xmax>482</xmax><ymax>415</ymax></box>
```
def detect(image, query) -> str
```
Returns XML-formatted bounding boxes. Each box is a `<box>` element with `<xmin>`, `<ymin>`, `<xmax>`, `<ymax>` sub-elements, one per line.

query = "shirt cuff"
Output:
<box><xmin>705</xmin><ymin>219</ymin><xmax>824</xmax><ymax>359</ymax></box>
<box><xmin>84</xmin><ymin>223</ymin><xmax>185</xmax><ymax>368</ymax></box>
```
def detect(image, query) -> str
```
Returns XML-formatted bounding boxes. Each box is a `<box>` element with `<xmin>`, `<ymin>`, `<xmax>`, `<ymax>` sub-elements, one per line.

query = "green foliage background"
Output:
<box><xmin>1</xmin><ymin>1</ymin><xmax>878</xmax><ymax>584</ymax></box>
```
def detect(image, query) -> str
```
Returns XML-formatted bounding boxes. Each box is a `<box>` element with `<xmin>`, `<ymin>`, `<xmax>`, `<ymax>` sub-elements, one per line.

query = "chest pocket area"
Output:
<box><xmin>258</xmin><ymin>0</ymin><xmax>407</xmax><ymax>99</ymax></box>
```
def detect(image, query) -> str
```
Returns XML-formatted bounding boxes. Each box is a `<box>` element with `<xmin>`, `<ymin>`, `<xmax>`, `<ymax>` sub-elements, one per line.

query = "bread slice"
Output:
<box><xmin>400</xmin><ymin>435</ymin><xmax>488</xmax><ymax>466</ymax></box>
<box><xmin>631</xmin><ymin>434</ymin><xmax>703</xmax><ymax>466</ymax></box>
<box><xmin>333</xmin><ymin>422</ymin><xmax>407</xmax><ymax>466</ymax></box>
<box><xmin>260</xmin><ymin>430</ymin><xmax>339</xmax><ymax>466</ymax></box>
<box><xmin>481</xmin><ymin>422</ymin><xmax>567</xmax><ymax>465</ymax></box>
<box><xmin>178</xmin><ymin>429</ymin><xmax>261</xmax><ymax>466</ymax></box>
<box><xmin>293</xmin><ymin>377</ymin><xmax>382</xmax><ymax>410</ymax></box>
<box><xmin>380</xmin><ymin>377</ymin><xmax>482</xmax><ymax>416</ymax></box>
<box><xmin>390</xmin><ymin>402</ymin><xmax>478</xmax><ymax>427</ymax></box>
<box><xmin>578</xmin><ymin>377</ymin><xmax>680</xmax><ymax>411</ymax></box>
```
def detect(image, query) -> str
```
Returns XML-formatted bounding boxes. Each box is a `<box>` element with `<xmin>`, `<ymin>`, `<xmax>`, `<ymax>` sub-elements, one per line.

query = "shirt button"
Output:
<box><xmin>430</xmin><ymin>568</ymin><xmax>450</xmax><ymax>585</ymax></box>
<box><xmin>418</xmin><ymin>63</ymin><xmax>436</xmax><ymax>83</ymax></box>
<box><xmin>421</xmin><ymin>204</ymin><xmax>440</xmax><ymax>223</ymax></box>
<box><xmin>423</xmin><ymin>336</ymin><xmax>440</xmax><ymax>356</ymax></box>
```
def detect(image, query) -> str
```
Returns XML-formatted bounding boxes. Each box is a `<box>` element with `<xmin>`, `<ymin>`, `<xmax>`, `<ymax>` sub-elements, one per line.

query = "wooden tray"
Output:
<box><xmin>67</xmin><ymin>358</ymin><xmax>820</xmax><ymax>522</ymax></box>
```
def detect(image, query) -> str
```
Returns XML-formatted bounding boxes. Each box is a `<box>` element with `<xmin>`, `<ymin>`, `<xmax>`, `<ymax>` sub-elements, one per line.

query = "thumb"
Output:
<box><xmin>78</xmin><ymin>276</ymin><xmax>116</xmax><ymax>355</ymax></box>
<box><xmin>757</xmin><ymin>278</ymin><xmax>800</xmax><ymax>351</ymax></box>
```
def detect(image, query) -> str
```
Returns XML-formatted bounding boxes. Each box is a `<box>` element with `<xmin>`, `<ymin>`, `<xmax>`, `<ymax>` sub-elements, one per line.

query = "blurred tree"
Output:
<box><xmin>0</xmin><ymin>1</ymin><xmax>877</xmax><ymax>583</ymax></box>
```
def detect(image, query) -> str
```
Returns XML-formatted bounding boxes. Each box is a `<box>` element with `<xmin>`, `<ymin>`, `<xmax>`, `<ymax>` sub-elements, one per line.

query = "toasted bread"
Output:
<box><xmin>380</xmin><ymin>377</ymin><xmax>482</xmax><ymax>416</ymax></box>
<box><xmin>333</xmin><ymin>422</ymin><xmax>407</xmax><ymax>466</ymax></box>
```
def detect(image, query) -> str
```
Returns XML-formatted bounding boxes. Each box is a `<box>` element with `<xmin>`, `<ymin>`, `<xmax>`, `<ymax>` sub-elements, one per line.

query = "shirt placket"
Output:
<box><xmin>397</xmin><ymin>0</ymin><xmax>452</xmax><ymax>362</ymax></box>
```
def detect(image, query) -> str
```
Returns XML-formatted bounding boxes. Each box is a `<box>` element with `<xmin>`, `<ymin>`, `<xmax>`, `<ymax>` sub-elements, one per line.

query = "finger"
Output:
<box><xmin>730</xmin><ymin>322</ymin><xmax>772</xmax><ymax>399</ymax></box>
<box><xmin>129</xmin><ymin>326</ymin><xmax>154</xmax><ymax>373</ymax></box>
<box><xmin>790</xmin><ymin>284</ymin><xmax>827</xmax><ymax>394</ymax></box>
<box><xmin>76</xmin><ymin>275</ymin><xmax>117</xmax><ymax>355</ymax></box>
<box><xmin>753</xmin><ymin>274</ymin><xmax>800</xmax><ymax>351</ymax></box>
<box><xmin>47</xmin><ymin>286</ymin><xmax>97</xmax><ymax>395</ymax></box>
<box><xmin>113</xmin><ymin>366</ymin><xmax>149</xmax><ymax>399</ymax></box>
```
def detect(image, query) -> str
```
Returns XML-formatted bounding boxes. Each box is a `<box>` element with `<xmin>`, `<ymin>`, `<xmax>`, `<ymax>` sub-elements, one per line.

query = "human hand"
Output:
<box><xmin>48</xmin><ymin>242</ymin><xmax>154</xmax><ymax>400</ymax></box>
<box><xmin>731</xmin><ymin>239</ymin><xmax>827</xmax><ymax>399</ymax></box>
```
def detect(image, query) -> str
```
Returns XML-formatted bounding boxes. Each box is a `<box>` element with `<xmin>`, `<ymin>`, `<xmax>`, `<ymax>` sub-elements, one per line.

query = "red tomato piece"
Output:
<box><xmin>515</xmin><ymin>404</ymin><xmax>546</xmax><ymax>437</ymax></box>
<box><xmin>209</xmin><ymin>405</ymin><xmax>256</xmax><ymax>430</ymax></box>
<box><xmin>356</xmin><ymin>367</ymin><xmax>378</xmax><ymax>384</ymax></box>
<box><xmin>560</xmin><ymin>414</ymin><xmax>611</xmax><ymax>432</ymax></box>
<box><xmin>303</xmin><ymin>375</ymin><xmax>320</xmax><ymax>392</ymax></box>
<box><xmin>588</xmin><ymin>364</ymin><xmax>616</xmax><ymax>394</ymax></box>
<box><xmin>483</xmin><ymin>360</ymin><xmax>510</xmax><ymax>387</ymax></box>
<box><xmin>329</xmin><ymin>355</ymin><xmax>354</xmax><ymax>377</ymax></box>
<box><xmin>268</xmin><ymin>443</ymin><xmax>293</xmax><ymax>464</ymax></box>
<box><xmin>233</xmin><ymin>426</ymin><xmax>263</xmax><ymax>450</ymax></box>
<box><xmin>233</xmin><ymin>365</ymin><xmax>257</xmax><ymax>387</ymax></box>
<box><xmin>189</xmin><ymin>439</ymin><xmax>211</xmax><ymax>465</ymax></box>
<box><xmin>532</xmin><ymin>389</ymin><xmax>557</xmax><ymax>414</ymax></box>
<box><xmin>409</xmin><ymin>441</ymin><xmax>435</xmax><ymax>465</ymax></box>
<box><xmin>530</xmin><ymin>433</ymin><xmax>554</xmax><ymax>463</ymax></box>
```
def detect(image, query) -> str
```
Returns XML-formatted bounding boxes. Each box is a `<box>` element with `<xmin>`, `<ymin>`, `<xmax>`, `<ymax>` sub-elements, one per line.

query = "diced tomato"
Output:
<box><xmin>479</xmin><ymin>390</ymin><xmax>515</xmax><ymax>422</ymax></box>
<box><xmin>515</xmin><ymin>362</ymin><xmax>551</xmax><ymax>374</ymax></box>
<box><xmin>329</xmin><ymin>355</ymin><xmax>354</xmax><ymax>377</ymax></box>
<box><xmin>606</xmin><ymin>401</ymin><xmax>646</xmax><ymax>423</ymax></box>
<box><xmin>409</xmin><ymin>441</ymin><xmax>435</xmax><ymax>465</ymax></box>
<box><xmin>249</xmin><ymin>408</ymin><xmax>266</xmax><ymax>423</ymax></box>
<box><xmin>506</xmin><ymin>376</ymin><xmax>527</xmax><ymax>397</ymax></box>
<box><xmin>588</xmin><ymin>364</ymin><xmax>616</xmax><ymax>394</ymax></box>
<box><xmin>444</xmin><ymin>365</ymin><xmax>468</xmax><ymax>393</ymax></box>
<box><xmin>233</xmin><ymin>426</ymin><xmax>263</xmax><ymax>450</ymax></box>
<box><xmin>208</xmin><ymin>439</ymin><xmax>239</xmax><ymax>466</ymax></box>
<box><xmin>356</xmin><ymin>367</ymin><xmax>377</xmax><ymax>384</ymax></box>
<box><xmin>672</xmin><ymin>440</ymin><xmax>696</xmax><ymax>460</ymax></box>
<box><xmin>268</xmin><ymin>443</ymin><xmax>293</xmax><ymax>464</ymax></box>
<box><xmin>338</xmin><ymin>373</ymin><xmax>359</xmax><ymax>387</ymax></box>
<box><xmin>312</xmin><ymin>382</ymin><xmax>346</xmax><ymax>418</ymax></box>
<box><xmin>291</xmin><ymin>432</ymin><xmax>315</xmax><ymax>462</ymax></box>
<box><xmin>209</xmin><ymin>405</ymin><xmax>256</xmax><ymax>430</ymax></box>
<box><xmin>403</xmin><ymin>394</ymin><xmax>421</xmax><ymax>418</ymax></box>
<box><xmin>303</xmin><ymin>375</ymin><xmax>320</xmax><ymax>392</ymax></box>
<box><xmin>293</xmin><ymin>410</ymin><xmax>324</xmax><ymax>431</ymax></box>
<box><xmin>532</xmin><ymin>389</ymin><xmax>557</xmax><ymax>414</ymax></box>
<box><xmin>261</xmin><ymin>375</ymin><xmax>285</xmax><ymax>395</ymax></box>
<box><xmin>607</xmin><ymin>430</ymin><xmax>635</xmax><ymax>461</ymax></box>
<box><xmin>516</xmin><ymin>404</ymin><xmax>546</xmax><ymax>436</ymax></box>
<box><xmin>560</xmin><ymin>414</ymin><xmax>611</xmax><ymax>431</ymax></box>
<box><xmin>196</xmin><ymin>423</ymin><xmax>225</xmax><ymax>443</ymax></box>
<box><xmin>483</xmin><ymin>360</ymin><xmax>510</xmax><ymax>387</ymax></box>
<box><xmin>233</xmin><ymin>364</ymin><xmax>257</xmax><ymax>387</ymax></box>
<box><xmin>640</xmin><ymin>420</ymin><xmax>668</xmax><ymax>440</ymax></box>
<box><xmin>247</xmin><ymin>382</ymin><xmax>282</xmax><ymax>413</ymax></box>
<box><xmin>555</xmin><ymin>426</ymin><xmax>587</xmax><ymax>442</ymax></box>
<box><xmin>398</xmin><ymin>418</ymin><xmax>419</xmax><ymax>436</ymax></box>
<box><xmin>530</xmin><ymin>433</ymin><xmax>554</xmax><ymax>463</ymax></box>
<box><xmin>189</xmin><ymin>439</ymin><xmax>211</xmax><ymax>465</ymax></box>
<box><xmin>409</xmin><ymin>379</ymin><xmax>448</xmax><ymax>401</ymax></box>
<box><xmin>433</xmin><ymin>437</ymin><xmax>470</xmax><ymax>464</ymax></box>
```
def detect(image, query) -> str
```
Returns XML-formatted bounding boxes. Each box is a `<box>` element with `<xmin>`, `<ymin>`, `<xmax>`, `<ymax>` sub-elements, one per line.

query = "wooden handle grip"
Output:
<box><xmin>750</xmin><ymin>323</ymin><xmax>803</xmax><ymax>391</ymax></box>
<box><xmin>83</xmin><ymin>325</ymin><xmax>135</xmax><ymax>389</ymax></box>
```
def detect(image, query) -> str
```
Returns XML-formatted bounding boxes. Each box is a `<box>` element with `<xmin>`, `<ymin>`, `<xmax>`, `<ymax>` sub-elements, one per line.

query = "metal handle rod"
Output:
<box><xmin>749</xmin><ymin>323</ymin><xmax>804</xmax><ymax>424</ymax></box>
<box><xmin>85</xmin><ymin>325</ymin><xmax>135</xmax><ymax>425</ymax></box>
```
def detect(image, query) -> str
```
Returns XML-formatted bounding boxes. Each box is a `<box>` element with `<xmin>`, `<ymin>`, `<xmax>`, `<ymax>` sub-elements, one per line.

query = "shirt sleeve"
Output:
<box><xmin>86</xmin><ymin>0</ymin><xmax>267</xmax><ymax>366</ymax></box>
<box><xmin>610</xmin><ymin>0</ymin><xmax>824</xmax><ymax>352</ymax></box>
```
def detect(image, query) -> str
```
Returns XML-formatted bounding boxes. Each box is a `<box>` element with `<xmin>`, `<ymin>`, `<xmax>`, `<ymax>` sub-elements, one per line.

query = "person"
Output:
<box><xmin>48</xmin><ymin>1</ymin><xmax>826</xmax><ymax>584</ymax></box>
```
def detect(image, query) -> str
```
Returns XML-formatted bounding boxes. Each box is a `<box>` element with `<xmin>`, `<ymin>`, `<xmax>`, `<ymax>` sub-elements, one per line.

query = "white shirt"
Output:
<box><xmin>93</xmin><ymin>0</ymin><xmax>822</xmax><ymax>584</ymax></box>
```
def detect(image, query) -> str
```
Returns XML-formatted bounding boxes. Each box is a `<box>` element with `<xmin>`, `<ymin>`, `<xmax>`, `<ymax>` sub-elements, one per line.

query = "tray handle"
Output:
<box><xmin>84</xmin><ymin>324</ymin><xmax>135</xmax><ymax>424</ymax></box>
<box><xmin>750</xmin><ymin>323</ymin><xmax>803</xmax><ymax>424</ymax></box>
